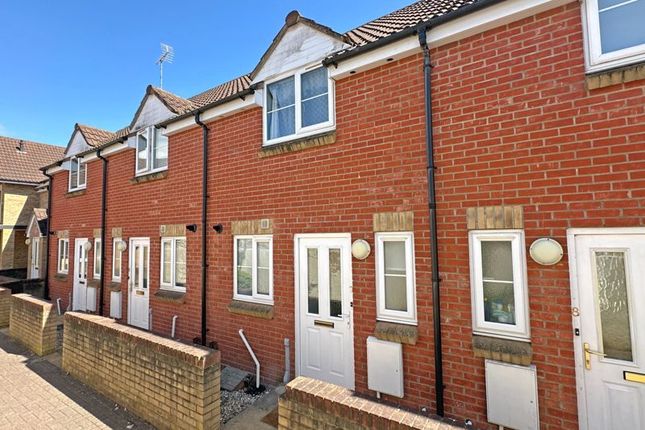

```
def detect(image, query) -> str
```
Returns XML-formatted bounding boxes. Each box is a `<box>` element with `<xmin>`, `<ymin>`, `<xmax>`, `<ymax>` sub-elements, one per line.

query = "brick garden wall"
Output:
<box><xmin>279</xmin><ymin>377</ymin><xmax>462</xmax><ymax>430</ymax></box>
<box><xmin>62</xmin><ymin>312</ymin><xmax>220</xmax><ymax>430</ymax></box>
<box><xmin>9</xmin><ymin>293</ymin><xmax>61</xmax><ymax>355</ymax></box>
<box><xmin>0</xmin><ymin>287</ymin><xmax>9</xmax><ymax>327</ymax></box>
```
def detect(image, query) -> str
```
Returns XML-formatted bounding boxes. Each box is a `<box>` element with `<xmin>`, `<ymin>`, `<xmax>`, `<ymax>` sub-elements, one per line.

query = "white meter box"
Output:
<box><xmin>367</xmin><ymin>336</ymin><xmax>404</xmax><ymax>398</ymax></box>
<box><xmin>485</xmin><ymin>359</ymin><xmax>539</xmax><ymax>430</ymax></box>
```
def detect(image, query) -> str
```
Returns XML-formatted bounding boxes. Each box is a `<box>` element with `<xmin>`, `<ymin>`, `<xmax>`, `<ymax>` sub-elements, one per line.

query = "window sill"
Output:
<box><xmin>108</xmin><ymin>282</ymin><xmax>121</xmax><ymax>292</ymax></box>
<box><xmin>54</xmin><ymin>274</ymin><xmax>68</xmax><ymax>280</ymax></box>
<box><xmin>130</xmin><ymin>169</ymin><xmax>168</xmax><ymax>185</ymax></box>
<box><xmin>374</xmin><ymin>321</ymin><xmax>418</xmax><ymax>346</ymax></box>
<box><xmin>66</xmin><ymin>189</ymin><xmax>87</xmax><ymax>198</ymax></box>
<box><xmin>586</xmin><ymin>62</ymin><xmax>645</xmax><ymax>90</ymax></box>
<box><xmin>227</xmin><ymin>300</ymin><xmax>274</xmax><ymax>320</ymax></box>
<box><xmin>472</xmin><ymin>334</ymin><xmax>532</xmax><ymax>366</ymax></box>
<box><xmin>87</xmin><ymin>279</ymin><xmax>100</xmax><ymax>288</ymax></box>
<box><xmin>153</xmin><ymin>289</ymin><xmax>186</xmax><ymax>304</ymax></box>
<box><xmin>259</xmin><ymin>130</ymin><xmax>336</xmax><ymax>158</ymax></box>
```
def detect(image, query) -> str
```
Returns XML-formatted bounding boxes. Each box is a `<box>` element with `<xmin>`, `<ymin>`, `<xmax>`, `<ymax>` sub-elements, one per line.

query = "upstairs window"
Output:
<box><xmin>69</xmin><ymin>157</ymin><xmax>86</xmax><ymax>191</ymax></box>
<box><xmin>469</xmin><ymin>230</ymin><xmax>530</xmax><ymax>340</ymax></box>
<box><xmin>136</xmin><ymin>126</ymin><xmax>168</xmax><ymax>175</ymax></box>
<box><xmin>265</xmin><ymin>66</ymin><xmax>334</xmax><ymax>144</ymax></box>
<box><xmin>584</xmin><ymin>0</ymin><xmax>645</xmax><ymax>71</ymax></box>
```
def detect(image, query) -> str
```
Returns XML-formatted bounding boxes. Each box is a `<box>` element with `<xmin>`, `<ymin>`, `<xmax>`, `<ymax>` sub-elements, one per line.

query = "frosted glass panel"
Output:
<box><xmin>385</xmin><ymin>275</ymin><xmax>407</xmax><ymax>311</ymax></box>
<box><xmin>595</xmin><ymin>251</ymin><xmax>633</xmax><ymax>361</ymax></box>
<box><xmin>236</xmin><ymin>239</ymin><xmax>252</xmax><ymax>296</ymax></box>
<box><xmin>329</xmin><ymin>249</ymin><xmax>342</xmax><ymax>318</ymax></box>
<box><xmin>598</xmin><ymin>0</ymin><xmax>645</xmax><ymax>53</ymax></box>
<box><xmin>175</xmin><ymin>239</ymin><xmax>186</xmax><ymax>287</ymax></box>
<box><xmin>162</xmin><ymin>241</ymin><xmax>171</xmax><ymax>285</ymax></box>
<box><xmin>482</xmin><ymin>241</ymin><xmax>513</xmax><ymax>282</ymax></box>
<box><xmin>257</xmin><ymin>241</ymin><xmax>270</xmax><ymax>295</ymax></box>
<box><xmin>307</xmin><ymin>248</ymin><xmax>319</xmax><ymax>314</ymax></box>
<box><xmin>384</xmin><ymin>241</ymin><xmax>406</xmax><ymax>275</ymax></box>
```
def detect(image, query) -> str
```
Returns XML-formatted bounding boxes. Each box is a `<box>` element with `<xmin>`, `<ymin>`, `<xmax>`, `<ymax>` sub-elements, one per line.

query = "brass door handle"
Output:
<box><xmin>584</xmin><ymin>342</ymin><xmax>606</xmax><ymax>370</ymax></box>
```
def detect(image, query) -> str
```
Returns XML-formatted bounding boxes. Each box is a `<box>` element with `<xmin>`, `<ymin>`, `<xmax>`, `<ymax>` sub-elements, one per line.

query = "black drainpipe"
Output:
<box><xmin>43</xmin><ymin>170</ymin><xmax>54</xmax><ymax>301</ymax></box>
<box><xmin>97</xmin><ymin>149</ymin><xmax>108</xmax><ymax>316</ymax></box>
<box><xmin>194</xmin><ymin>112</ymin><xmax>209</xmax><ymax>346</ymax></box>
<box><xmin>419</xmin><ymin>27</ymin><xmax>444</xmax><ymax>417</ymax></box>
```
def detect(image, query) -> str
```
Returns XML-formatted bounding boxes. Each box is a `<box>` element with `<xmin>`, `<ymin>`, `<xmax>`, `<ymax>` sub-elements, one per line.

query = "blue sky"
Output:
<box><xmin>0</xmin><ymin>1</ymin><xmax>411</xmax><ymax>147</ymax></box>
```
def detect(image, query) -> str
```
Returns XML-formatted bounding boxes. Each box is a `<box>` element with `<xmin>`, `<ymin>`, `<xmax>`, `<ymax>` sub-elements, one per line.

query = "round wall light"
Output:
<box><xmin>529</xmin><ymin>237</ymin><xmax>563</xmax><ymax>265</ymax></box>
<box><xmin>83</xmin><ymin>241</ymin><xmax>93</xmax><ymax>251</ymax></box>
<box><xmin>351</xmin><ymin>239</ymin><xmax>371</xmax><ymax>260</ymax></box>
<box><xmin>24</xmin><ymin>238</ymin><xmax>31</xmax><ymax>246</ymax></box>
<box><xmin>116</xmin><ymin>240</ymin><xmax>127</xmax><ymax>252</ymax></box>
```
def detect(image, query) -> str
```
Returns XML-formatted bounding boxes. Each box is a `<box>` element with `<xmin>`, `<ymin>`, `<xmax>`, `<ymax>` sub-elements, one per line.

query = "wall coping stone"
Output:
<box><xmin>65</xmin><ymin>189</ymin><xmax>86</xmax><ymax>198</ymax></box>
<box><xmin>129</xmin><ymin>169</ymin><xmax>168</xmax><ymax>185</ymax></box>
<box><xmin>154</xmin><ymin>289</ymin><xmax>186</xmax><ymax>303</ymax></box>
<box><xmin>228</xmin><ymin>300</ymin><xmax>274</xmax><ymax>319</ymax></box>
<box><xmin>374</xmin><ymin>321</ymin><xmax>418</xmax><ymax>345</ymax></box>
<box><xmin>472</xmin><ymin>334</ymin><xmax>532</xmax><ymax>366</ymax></box>
<box><xmin>259</xmin><ymin>131</ymin><xmax>336</xmax><ymax>158</ymax></box>
<box><xmin>64</xmin><ymin>312</ymin><xmax>219</xmax><ymax>368</ymax></box>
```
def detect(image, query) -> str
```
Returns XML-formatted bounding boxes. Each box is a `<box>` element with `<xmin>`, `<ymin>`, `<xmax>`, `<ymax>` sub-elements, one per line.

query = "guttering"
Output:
<box><xmin>42</xmin><ymin>170</ymin><xmax>54</xmax><ymax>301</ymax></box>
<box><xmin>419</xmin><ymin>27</ymin><xmax>444</xmax><ymax>417</ymax></box>
<box><xmin>96</xmin><ymin>149</ymin><xmax>108</xmax><ymax>316</ymax></box>
<box><xmin>321</xmin><ymin>0</ymin><xmax>504</xmax><ymax>67</ymax></box>
<box><xmin>194</xmin><ymin>111</ymin><xmax>209</xmax><ymax>346</ymax></box>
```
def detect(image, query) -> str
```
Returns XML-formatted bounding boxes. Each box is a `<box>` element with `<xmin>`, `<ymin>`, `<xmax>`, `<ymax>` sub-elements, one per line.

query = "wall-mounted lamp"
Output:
<box><xmin>83</xmin><ymin>241</ymin><xmax>93</xmax><ymax>251</ymax></box>
<box><xmin>351</xmin><ymin>239</ymin><xmax>371</xmax><ymax>260</ymax></box>
<box><xmin>212</xmin><ymin>224</ymin><xmax>224</xmax><ymax>234</ymax></box>
<box><xmin>116</xmin><ymin>240</ymin><xmax>127</xmax><ymax>252</ymax></box>
<box><xmin>25</xmin><ymin>238</ymin><xmax>31</xmax><ymax>246</ymax></box>
<box><xmin>186</xmin><ymin>224</ymin><xmax>198</xmax><ymax>233</ymax></box>
<box><xmin>529</xmin><ymin>237</ymin><xmax>563</xmax><ymax>266</ymax></box>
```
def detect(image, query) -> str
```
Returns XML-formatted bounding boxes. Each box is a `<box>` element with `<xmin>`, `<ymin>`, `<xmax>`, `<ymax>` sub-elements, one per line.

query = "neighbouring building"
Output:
<box><xmin>42</xmin><ymin>1</ymin><xmax>645</xmax><ymax>429</ymax></box>
<box><xmin>0</xmin><ymin>136</ymin><xmax>63</xmax><ymax>279</ymax></box>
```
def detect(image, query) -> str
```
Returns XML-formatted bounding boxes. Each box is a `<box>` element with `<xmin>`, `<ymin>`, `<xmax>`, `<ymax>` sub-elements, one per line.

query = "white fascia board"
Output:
<box><xmin>164</xmin><ymin>91</ymin><xmax>262</xmax><ymax>136</ymax></box>
<box><xmin>330</xmin><ymin>0</ymin><xmax>575</xmax><ymax>80</ymax></box>
<box><xmin>45</xmin><ymin>165</ymin><xmax>65</xmax><ymax>175</ymax></box>
<box><xmin>100</xmin><ymin>141</ymin><xmax>130</xmax><ymax>156</ymax></box>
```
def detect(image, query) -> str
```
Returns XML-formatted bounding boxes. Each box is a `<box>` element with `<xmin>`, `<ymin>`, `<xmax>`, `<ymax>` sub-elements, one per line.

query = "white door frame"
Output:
<box><xmin>128</xmin><ymin>237</ymin><xmax>150</xmax><ymax>329</ymax></box>
<box><xmin>567</xmin><ymin>227</ymin><xmax>645</xmax><ymax>430</ymax></box>
<box><xmin>72</xmin><ymin>238</ymin><xmax>89</xmax><ymax>311</ymax></box>
<box><xmin>30</xmin><ymin>237</ymin><xmax>40</xmax><ymax>279</ymax></box>
<box><xmin>293</xmin><ymin>233</ymin><xmax>354</xmax><ymax>388</ymax></box>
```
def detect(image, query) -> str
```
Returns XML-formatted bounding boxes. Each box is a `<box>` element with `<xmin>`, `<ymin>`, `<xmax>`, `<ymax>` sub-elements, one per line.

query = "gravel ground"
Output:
<box><xmin>221</xmin><ymin>389</ymin><xmax>268</xmax><ymax>423</ymax></box>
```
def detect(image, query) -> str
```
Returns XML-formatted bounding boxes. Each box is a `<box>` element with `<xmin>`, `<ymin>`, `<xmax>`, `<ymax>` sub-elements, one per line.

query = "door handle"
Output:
<box><xmin>584</xmin><ymin>342</ymin><xmax>606</xmax><ymax>370</ymax></box>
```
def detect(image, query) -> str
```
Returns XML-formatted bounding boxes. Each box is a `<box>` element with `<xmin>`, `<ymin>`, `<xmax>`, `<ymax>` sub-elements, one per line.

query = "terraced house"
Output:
<box><xmin>42</xmin><ymin>0</ymin><xmax>645</xmax><ymax>429</ymax></box>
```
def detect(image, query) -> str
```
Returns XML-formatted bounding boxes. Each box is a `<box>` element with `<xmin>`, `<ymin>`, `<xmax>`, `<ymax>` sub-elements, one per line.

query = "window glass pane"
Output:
<box><xmin>175</xmin><ymin>239</ymin><xmax>186</xmax><ymax>287</ymax></box>
<box><xmin>384</xmin><ymin>241</ymin><xmax>406</xmax><ymax>275</ymax></box>
<box><xmin>267</xmin><ymin>107</ymin><xmax>295</xmax><ymax>140</ymax></box>
<box><xmin>153</xmin><ymin>128</ymin><xmax>168</xmax><ymax>169</ymax></box>
<box><xmin>134</xmin><ymin>246</ymin><xmax>140</xmax><ymax>288</ymax></box>
<box><xmin>94</xmin><ymin>240</ymin><xmax>101</xmax><ymax>276</ymax></box>
<box><xmin>236</xmin><ymin>239</ymin><xmax>252</xmax><ymax>296</ymax></box>
<box><xmin>481</xmin><ymin>241</ymin><xmax>513</xmax><ymax>282</ymax></box>
<box><xmin>301</xmin><ymin>68</ymin><xmax>329</xmax><ymax>128</ymax></box>
<box><xmin>137</xmin><ymin>131</ymin><xmax>148</xmax><ymax>170</ymax></box>
<box><xmin>114</xmin><ymin>244</ymin><xmax>121</xmax><ymax>278</ymax></box>
<box><xmin>385</xmin><ymin>276</ymin><xmax>407</xmax><ymax>311</ymax></box>
<box><xmin>302</xmin><ymin>96</ymin><xmax>328</xmax><ymax>128</ymax></box>
<box><xmin>78</xmin><ymin>162</ymin><xmax>86</xmax><ymax>186</ymax></box>
<box><xmin>266</xmin><ymin>76</ymin><xmax>295</xmax><ymax>140</ymax></box>
<box><xmin>64</xmin><ymin>241</ymin><xmax>69</xmax><ymax>272</ymax></box>
<box><xmin>142</xmin><ymin>245</ymin><xmax>149</xmax><ymax>289</ymax></box>
<box><xmin>595</xmin><ymin>251</ymin><xmax>633</xmax><ymax>361</ymax></box>
<box><xmin>257</xmin><ymin>241</ymin><xmax>270</xmax><ymax>295</ymax></box>
<box><xmin>162</xmin><ymin>241</ymin><xmax>172</xmax><ymax>284</ymax></box>
<box><xmin>483</xmin><ymin>281</ymin><xmax>516</xmax><ymax>325</ymax></box>
<box><xmin>384</xmin><ymin>240</ymin><xmax>408</xmax><ymax>312</ymax></box>
<box><xmin>329</xmin><ymin>248</ymin><xmax>342</xmax><ymax>318</ymax></box>
<box><xmin>70</xmin><ymin>159</ymin><xmax>78</xmax><ymax>189</ymax></box>
<box><xmin>301</xmin><ymin>68</ymin><xmax>328</xmax><ymax>99</ymax></box>
<box><xmin>599</xmin><ymin>0</ymin><xmax>645</xmax><ymax>53</ymax></box>
<box><xmin>307</xmin><ymin>248</ymin><xmax>319</xmax><ymax>314</ymax></box>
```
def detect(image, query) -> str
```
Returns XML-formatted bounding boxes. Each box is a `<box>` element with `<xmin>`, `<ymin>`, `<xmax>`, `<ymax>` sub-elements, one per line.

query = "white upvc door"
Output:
<box><xmin>128</xmin><ymin>238</ymin><xmax>150</xmax><ymax>330</ymax></box>
<box><xmin>569</xmin><ymin>230</ymin><xmax>645</xmax><ymax>430</ymax></box>
<box><xmin>295</xmin><ymin>235</ymin><xmax>354</xmax><ymax>389</ymax></box>
<box><xmin>30</xmin><ymin>237</ymin><xmax>40</xmax><ymax>279</ymax></box>
<box><xmin>72</xmin><ymin>238</ymin><xmax>95</xmax><ymax>311</ymax></box>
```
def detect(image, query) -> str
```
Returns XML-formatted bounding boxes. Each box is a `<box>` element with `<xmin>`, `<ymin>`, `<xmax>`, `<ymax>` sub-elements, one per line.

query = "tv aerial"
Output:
<box><xmin>156</xmin><ymin>43</ymin><xmax>174</xmax><ymax>89</ymax></box>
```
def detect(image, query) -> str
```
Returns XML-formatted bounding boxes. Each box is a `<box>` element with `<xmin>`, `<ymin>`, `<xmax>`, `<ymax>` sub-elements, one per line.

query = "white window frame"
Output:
<box><xmin>112</xmin><ymin>238</ymin><xmax>122</xmax><ymax>282</ymax></box>
<box><xmin>375</xmin><ymin>232</ymin><xmax>417</xmax><ymax>325</ymax></box>
<box><xmin>583</xmin><ymin>0</ymin><xmax>645</xmax><ymax>72</ymax></box>
<box><xmin>93</xmin><ymin>238</ymin><xmax>101</xmax><ymax>279</ymax></box>
<box><xmin>57</xmin><ymin>238</ymin><xmax>69</xmax><ymax>274</ymax></box>
<box><xmin>263</xmin><ymin>65</ymin><xmax>335</xmax><ymax>146</ymax></box>
<box><xmin>233</xmin><ymin>235</ymin><xmax>274</xmax><ymax>304</ymax></box>
<box><xmin>68</xmin><ymin>157</ymin><xmax>87</xmax><ymax>192</ymax></box>
<box><xmin>160</xmin><ymin>237</ymin><xmax>186</xmax><ymax>292</ymax></box>
<box><xmin>468</xmin><ymin>230</ymin><xmax>530</xmax><ymax>340</ymax></box>
<box><xmin>135</xmin><ymin>126</ymin><xmax>168</xmax><ymax>176</ymax></box>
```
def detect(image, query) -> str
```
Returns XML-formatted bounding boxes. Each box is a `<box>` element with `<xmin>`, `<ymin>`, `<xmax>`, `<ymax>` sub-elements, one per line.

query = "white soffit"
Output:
<box><xmin>329</xmin><ymin>0</ymin><xmax>575</xmax><ymax>79</ymax></box>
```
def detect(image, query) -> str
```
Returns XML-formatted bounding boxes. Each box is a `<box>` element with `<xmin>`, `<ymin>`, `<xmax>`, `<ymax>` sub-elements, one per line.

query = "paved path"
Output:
<box><xmin>0</xmin><ymin>329</ymin><xmax>153</xmax><ymax>430</ymax></box>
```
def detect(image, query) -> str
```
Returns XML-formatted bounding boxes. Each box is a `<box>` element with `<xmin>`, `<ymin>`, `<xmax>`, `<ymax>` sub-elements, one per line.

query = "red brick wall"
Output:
<box><xmin>431</xmin><ymin>3</ymin><xmax>645</xmax><ymax>429</ymax></box>
<box><xmin>46</xmin><ymin>2</ymin><xmax>645</xmax><ymax>429</ymax></box>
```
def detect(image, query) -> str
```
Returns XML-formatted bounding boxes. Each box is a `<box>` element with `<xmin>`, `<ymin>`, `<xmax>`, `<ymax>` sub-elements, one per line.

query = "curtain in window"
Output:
<box><xmin>266</xmin><ymin>77</ymin><xmax>295</xmax><ymax>140</ymax></box>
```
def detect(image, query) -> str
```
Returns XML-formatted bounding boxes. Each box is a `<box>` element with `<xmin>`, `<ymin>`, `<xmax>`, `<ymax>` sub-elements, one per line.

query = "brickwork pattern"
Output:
<box><xmin>279</xmin><ymin>377</ymin><xmax>462</xmax><ymax>430</ymax></box>
<box><xmin>62</xmin><ymin>312</ymin><xmax>220</xmax><ymax>430</ymax></box>
<box><xmin>0</xmin><ymin>287</ymin><xmax>9</xmax><ymax>327</ymax></box>
<box><xmin>9</xmin><ymin>293</ymin><xmax>61</xmax><ymax>355</ymax></box>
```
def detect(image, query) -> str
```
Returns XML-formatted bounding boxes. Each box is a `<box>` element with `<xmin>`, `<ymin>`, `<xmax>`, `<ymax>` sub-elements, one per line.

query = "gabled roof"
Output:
<box><xmin>250</xmin><ymin>11</ymin><xmax>347</xmax><ymax>80</ymax></box>
<box><xmin>151</xmin><ymin>86</ymin><xmax>196</xmax><ymax>115</ymax></box>
<box><xmin>77</xmin><ymin>124</ymin><xmax>117</xmax><ymax>147</ymax></box>
<box><xmin>189</xmin><ymin>75</ymin><xmax>253</xmax><ymax>108</ymax></box>
<box><xmin>0</xmin><ymin>136</ymin><xmax>64</xmax><ymax>184</ymax></box>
